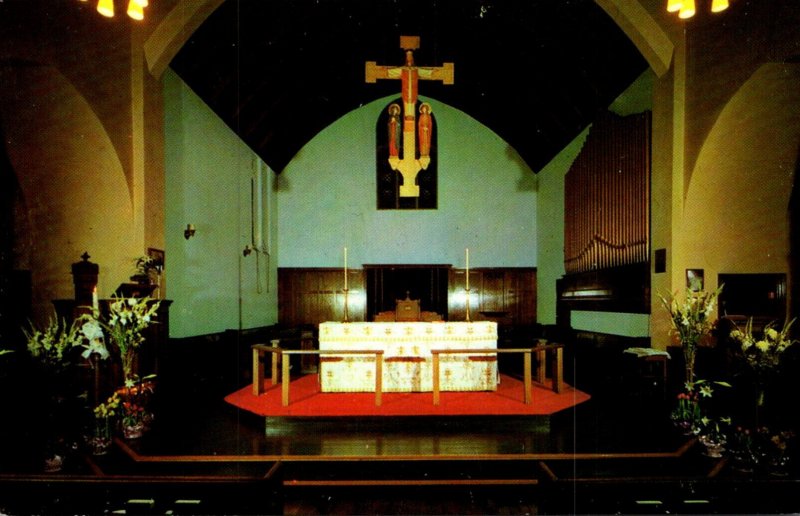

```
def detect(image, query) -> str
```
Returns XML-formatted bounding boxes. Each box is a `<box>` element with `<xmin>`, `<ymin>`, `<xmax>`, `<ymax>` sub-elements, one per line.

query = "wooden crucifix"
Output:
<box><xmin>366</xmin><ymin>35</ymin><xmax>454</xmax><ymax>197</ymax></box>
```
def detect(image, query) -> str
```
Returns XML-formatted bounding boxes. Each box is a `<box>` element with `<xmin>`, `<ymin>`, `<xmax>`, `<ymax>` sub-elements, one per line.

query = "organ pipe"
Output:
<box><xmin>564</xmin><ymin>112</ymin><xmax>650</xmax><ymax>274</ymax></box>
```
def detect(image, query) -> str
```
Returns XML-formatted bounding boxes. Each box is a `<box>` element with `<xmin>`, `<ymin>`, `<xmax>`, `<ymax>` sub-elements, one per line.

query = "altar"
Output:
<box><xmin>318</xmin><ymin>321</ymin><xmax>498</xmax><ymax>392</ymax></box>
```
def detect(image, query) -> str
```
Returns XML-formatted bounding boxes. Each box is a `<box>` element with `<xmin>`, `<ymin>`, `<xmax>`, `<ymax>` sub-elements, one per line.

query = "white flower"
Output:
<box><xmin>81</xmin><ymin>319</ymin><xmax>104</xmax><ymax>342</ymax></box>
<box><xmin>755</xmin><ymin>340</ymin><xmax>770</xmax><ymax>353</ymax></box>
<box><xmin>766</xmin><ymin>328</ymin><xmax>779</xmax><ymax>341</ymax></box>
<box><xmin>81</xmin><ymin>340</ymin><xmax>110</xmax><ymax>360</ymax></box>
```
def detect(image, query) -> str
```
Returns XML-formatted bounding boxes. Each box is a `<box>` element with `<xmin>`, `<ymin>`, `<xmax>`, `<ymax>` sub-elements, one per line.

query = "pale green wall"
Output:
<box><xmin>536</xmin><ymin>127</ymin><xmax>589</xmax><ymax>325</ymax></box>
<box><xmin>277</xmin><ymin>96</ymin><xmax>537</xmax><ymax>268</ymax></box>
<box><xmin>163</xmin><ymin>70</ymin><xmax>278</xmax><ymax>338</ymax></box>
<box><xmin>571</xmin><ymin>310</ymin><xmax>651</xmax><ymax>337</ymax></box>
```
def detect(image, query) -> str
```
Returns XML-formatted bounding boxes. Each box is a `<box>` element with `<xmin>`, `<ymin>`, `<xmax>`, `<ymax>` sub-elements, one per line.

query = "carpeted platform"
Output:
<box><xmin>225</xmin><ymin>374</ymin><xmax>591</xmax><ymax>417</ymax></box>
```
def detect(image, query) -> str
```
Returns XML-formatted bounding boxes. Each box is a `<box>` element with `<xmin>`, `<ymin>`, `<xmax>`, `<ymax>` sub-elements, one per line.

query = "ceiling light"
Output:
<box><xmin>127</xmin><ymin>0</ymin><xmax>144</xmax><ymax>20</ymax></box>
<box><xmin>96</xmin><ymin>0</ymin><xmax>114</xmax><ymax>17</ymax></box>
<box><xmin>86</xmin><ymin>0</ymin><xmax>150</xmax><ymax>20</ymax></box>
<box><xmin>668</xmin><ymin>0</ymin><xmax>730</xmax><ymax>19</ymax></box>
<box><xmin>711</xmin><ymin>0</ymin><xmax>729</xmax><ymax>13</ymax></box>
<box><xmin>678</xmin><ymin>0</ymin><xmax>696</xmax><ymax>19</ymax></box>
<box><xmin>666</xmin><ymin>0</ymin><xmax>682</xmax><ymax>13</ymax></box>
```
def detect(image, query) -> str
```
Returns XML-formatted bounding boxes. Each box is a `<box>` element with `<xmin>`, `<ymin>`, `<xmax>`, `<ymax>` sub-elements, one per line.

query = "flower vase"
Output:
<box><xmin>43</xmin><ymin>453</ymin><xmax>64</xmax><ymax>473</ymax></box>
<box><xmin>699</xmin><ymin>434</ymin><xmax>726</xmax><ymax>458</ymax></box>
<box><xmin>122</xmin><ymin>421</ymin><xmax>144</xmax><ymax>440</ymax></box>
<box><xmin>673</xmin><ymin>419</ymin><xmax>692</xmax><ymax>435</ymax></box>
<box><xmin>89</xmin><ymin>417</ymin><xmax>112</xmax><ymax>455</ymax></box>
<box><xmin>682</xmin><ymin>343</ymin><xmax>696</xmax><ymax>384</ymax></box>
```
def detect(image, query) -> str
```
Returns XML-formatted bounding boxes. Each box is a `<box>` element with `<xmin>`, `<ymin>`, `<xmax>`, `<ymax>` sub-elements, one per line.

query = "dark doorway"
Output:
<box><xmin>717</xmin><ymin>273</ymin><xmax>787</xmax><ymax>321</ymax></box>
<box><xmin>365</xmin><ymin>265</ymin><xmax>450</xmax><ymax>320</ymax></box>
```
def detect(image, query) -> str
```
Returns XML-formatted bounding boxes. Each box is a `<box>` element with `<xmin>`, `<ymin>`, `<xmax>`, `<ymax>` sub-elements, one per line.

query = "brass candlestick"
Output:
<box><xmin>465</xmin><ymin>287</ymin><xmax>471</xmax><ymax>322</ymax></box>
<box><xmin>343</xmin><ymin>288</ymin><xmax>350</xmax><ymax>323</ymax></box>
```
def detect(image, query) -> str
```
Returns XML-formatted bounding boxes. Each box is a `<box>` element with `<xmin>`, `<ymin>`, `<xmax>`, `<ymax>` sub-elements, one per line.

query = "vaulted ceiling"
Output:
<box><xmin>170</xmin><ymin>0</ymin><xmax>649</xmax><ymax>174</ymax></box>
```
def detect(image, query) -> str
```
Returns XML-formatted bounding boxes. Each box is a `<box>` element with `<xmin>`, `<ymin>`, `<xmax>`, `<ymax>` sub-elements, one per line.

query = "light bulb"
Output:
<box><xmin>678</xmin><ymin>0</ymin><xmax>696</xmax><ymax>19</ymax></box>
<box><xmin>711</xmin><ymin>0</ymin><xmax>729</xmax><ymax>13</ymax></box>
<box><xmin>96</xmin><ymin>0</ymin><xmax>114</xmax><ymax>17</ymax></box>
<box><xmin>666</xmin><ymin>0</ymin><xmax>683</xmax><ymax>13</ymax></box>
<box><xmin>127</xmin><ymin>0</ymin><xmax>144</xmax><ymax>20</ymax></box>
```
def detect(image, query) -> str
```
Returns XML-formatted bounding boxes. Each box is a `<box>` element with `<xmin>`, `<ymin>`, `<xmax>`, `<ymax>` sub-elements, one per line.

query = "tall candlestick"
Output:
<box><xmin>344</xmin><ymin>247</ymin><xmax>348</xmax><ymax>290</ymax></box>
<box><xmin>465</xmin><ymin>248</ymin><xmax>470</xmax><ymax>290</ymax></box>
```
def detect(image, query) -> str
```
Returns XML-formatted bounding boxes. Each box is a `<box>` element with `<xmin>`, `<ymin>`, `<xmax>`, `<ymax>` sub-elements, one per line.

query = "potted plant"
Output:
<box><xmin>90</xmin><ymin>392</ymin><xmax>120</xmax><ymax>455</ymax></box>
<box><xmin>131</xmin><ymin>255</ymin><xmax>162</xmax><ymax>285</ymax></box>
<box><xmin>697</xmin><ymin>415</ymin><xmax>732</xmax><ymax>457</ymax></box>
<box><xmin>670</xmin><ymin>377</ymin><xmax>731</xmax><ymax>436</ymax></box>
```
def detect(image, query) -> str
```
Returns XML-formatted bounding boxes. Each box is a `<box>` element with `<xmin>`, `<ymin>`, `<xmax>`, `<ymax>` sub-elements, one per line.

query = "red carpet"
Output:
<box><xmin>224</xmin><ymin>374</ymin><xmax>590</xmax><ymax>417</ymax></box>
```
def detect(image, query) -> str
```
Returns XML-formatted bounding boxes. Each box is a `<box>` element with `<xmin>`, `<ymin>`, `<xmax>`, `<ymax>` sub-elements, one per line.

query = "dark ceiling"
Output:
<box><xmin>170</xmin><ymin>0</ymin><xmax>648</xmax><ymax>174</ymax></box>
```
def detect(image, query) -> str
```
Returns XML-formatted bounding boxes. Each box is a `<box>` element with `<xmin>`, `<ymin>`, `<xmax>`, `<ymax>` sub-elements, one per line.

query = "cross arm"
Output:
<box><xmin>418</xmin><ymin>63</ymin><xmax>455</xmax><ymax>85</ymax></box>
<box><xmin>365</xmin><ymin>62</ymin><xmax>402</xmax><ymax>83</ymax></box>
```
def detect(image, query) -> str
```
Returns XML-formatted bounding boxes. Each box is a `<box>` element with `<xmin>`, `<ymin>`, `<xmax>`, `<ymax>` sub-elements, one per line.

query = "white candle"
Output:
<box><xmin>465</xmin><ymin>248</ymin><xmax>470</xmax><ymax>290</ymax></box>
<box><xmin>344</xmin><ymin>247</ymin><xmax>348</xmax><ymax>290</ymax></box>
<box><xmin>254</xmin><ymin>160</ymin><xmax>263</xmax><ymax>250</ymax></box>
<box><xmin>92</xmin><ymin>286</ymin><xmax>99</xmax><ymax>311</ymax></box>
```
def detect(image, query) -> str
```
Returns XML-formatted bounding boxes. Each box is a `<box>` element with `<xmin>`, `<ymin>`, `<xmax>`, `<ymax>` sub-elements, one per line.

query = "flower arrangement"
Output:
<box><xmin>78</xmin><ymin>315</ymin><xmax>109</xmax><ymax>360</ymax></box>
<box><xmin>102</xmin><ymin>296</ymin><xmax>161</xmax><ymax>383</ymax></box>
<box><xmin>23</xmin><ymin>312</ymin><xmax>111</xmax><ymax>371</ymax></box>
<box><xmin>121</xmin><ymin>400</ymin><xmax>146</xmax><ymax>429</ymax></box>
<box><xmin>671</xmin><ymin>388</ymin><xmax>702</xmax><ymax>433</ymax></box>
<box><xmin>728</xmin><ymin>317</ymin><xmax>797</xmax><ymax>375</ymax></box>
<box><xmin>89</xmin><ymin>391</ymin><xmax>121</xmax><ymax>454</ymax></box>
<box><xmin>698</xmin><ymin>415</ymin><xmax>732</xmax><ymax>443</ymax></box>
<box><xmin>659</xmin><ymin>285</ymin><xmax>723</xmax><ymax>381</ymax></box>
<box><xmin>22</xmin><ymin>315</ymin><xmax>84</xmax><ymax>371</ymax></box>
<box><xmin>132</xmin><ymin>255</ymin><xmax>162</xmax><ymax>284</ymax></box>
<box><xmin>117</xmin><ymin>374</ymin><xmax>157</xmax><ymax>437</ymax></box>
<box><xmin>93</xmin><ymin>392</ymin><xmax>121</xmax><ymax>420</ymax></box>
<box><xmin>728</xmin><ymin>426</ymin><xmax>796</xmax><ymax>474</ymax></box>
<box><xmin>671</xmin><ymin>378</ymin><xmax>731</xmax><ymax>435</ymax></box>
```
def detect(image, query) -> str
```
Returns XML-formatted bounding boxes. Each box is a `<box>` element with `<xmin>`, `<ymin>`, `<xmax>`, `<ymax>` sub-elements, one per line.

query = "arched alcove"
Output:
<box><xmin>0</xmin><ymin>63</ymin><xmax>138</xmax><ymax>323</ymax></box>
<box><xmin>682</xmin><ymin>63</ymin><xmax>800</xmax><ymax>292</ymax></box>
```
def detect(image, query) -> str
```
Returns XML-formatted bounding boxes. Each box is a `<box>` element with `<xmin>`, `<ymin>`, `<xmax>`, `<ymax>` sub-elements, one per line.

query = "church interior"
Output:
<box><xmin>1</xmin><ymin>0</ymin><xmax>800</xmax><ymax>514</ymax></box>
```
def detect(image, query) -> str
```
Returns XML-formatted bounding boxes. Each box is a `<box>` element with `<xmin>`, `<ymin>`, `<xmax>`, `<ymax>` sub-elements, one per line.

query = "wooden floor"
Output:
<box><xmin>0</xmin><ymin>360</ymin><xmax>798</xmax><ymax>515</ymax></box>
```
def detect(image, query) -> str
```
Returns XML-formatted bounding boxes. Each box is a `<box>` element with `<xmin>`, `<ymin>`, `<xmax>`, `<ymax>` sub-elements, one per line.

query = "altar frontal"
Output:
<box><xmin>318</xmin><ymin>321</ymin><xmax>498</xmax><ymax>392</ymax></box>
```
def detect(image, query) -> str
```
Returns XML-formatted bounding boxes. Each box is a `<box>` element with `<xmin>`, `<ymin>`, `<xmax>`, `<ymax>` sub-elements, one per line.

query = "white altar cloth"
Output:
<box><xmin>318</xmin><ymin>321</ymin><xmax>498</xmax><ymax>392</ymax></box>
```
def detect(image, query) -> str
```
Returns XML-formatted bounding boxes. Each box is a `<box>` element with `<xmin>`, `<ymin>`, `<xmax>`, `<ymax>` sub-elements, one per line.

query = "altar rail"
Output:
<box><xmin>431</xmin><ymin>344</ymin><xmax>563</xmax><ymax>405</ymax></box>
<box><xmin>251</xmin><ymin>342</ymin><xmax>564</xmax><ymax>407</ymax></box>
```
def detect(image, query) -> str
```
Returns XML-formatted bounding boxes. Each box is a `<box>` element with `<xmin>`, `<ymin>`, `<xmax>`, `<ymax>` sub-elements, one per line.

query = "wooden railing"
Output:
<box><xmin>430</xmin><ymin>343</ymin><xmax>564</xmax><ymax>406</ymax></box>
<box><xmin>252</xmin><ymin>344</ymin><xmax>384</xmax><ymax>406</ymax></box>
<box><xmin>252</xmin><ymin>341</ymin><xmax>564</xmax><ymax>408</ymax></box>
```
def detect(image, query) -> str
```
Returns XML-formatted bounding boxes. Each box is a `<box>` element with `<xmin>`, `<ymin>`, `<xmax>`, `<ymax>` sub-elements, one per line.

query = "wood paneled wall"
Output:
<box><xmin>278</xmin><ymin>268</ymin><xmax>366</xmax><ymax>327</ymax></box>
<box><xmin>278</xmin><ymin>267</ymin><xmax>536</xmax><ymax>327</ymax></box>
<box><xmin>448</xmin><ymin>268</ymin><xmax>537</xmax><ymax>325</ymax></box>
